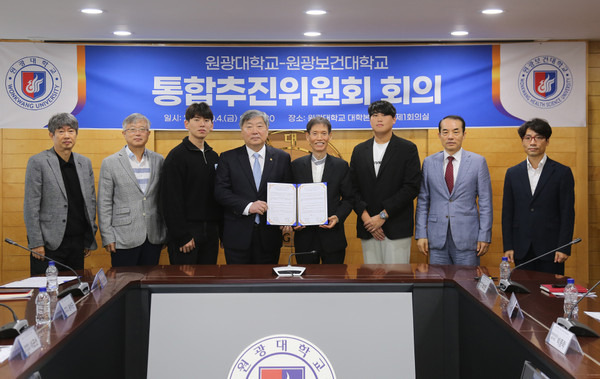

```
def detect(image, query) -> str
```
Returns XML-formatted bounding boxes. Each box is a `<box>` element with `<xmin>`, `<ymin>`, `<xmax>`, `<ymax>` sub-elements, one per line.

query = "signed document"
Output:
<box><xmin>267</xmin><ymin>182</ymin><xmax>328</xmax><ymax>226</ymax></box>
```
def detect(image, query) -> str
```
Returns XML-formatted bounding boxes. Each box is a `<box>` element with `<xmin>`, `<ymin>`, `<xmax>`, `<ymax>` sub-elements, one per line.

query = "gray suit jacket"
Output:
<box><xmin>24</xmin><ymin>148</ymin><xmax>98</xmax><ymax>250</ymax></box>
<box><xmin>415</xmin><ymin>149</ymin><xmax>493</xmax><ymax>251</ymax></box>
<box><xmin>98</xmin><ymin>147</ymin><xmax>166</xmax><ymax>249</ymax></box>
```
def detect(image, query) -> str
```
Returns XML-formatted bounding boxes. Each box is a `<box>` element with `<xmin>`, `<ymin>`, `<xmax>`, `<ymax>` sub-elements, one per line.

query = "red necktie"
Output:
<box><xmin>445</xmin><ymin>156</ymin><xmax>454</xmax><ymax>193</ymax></box>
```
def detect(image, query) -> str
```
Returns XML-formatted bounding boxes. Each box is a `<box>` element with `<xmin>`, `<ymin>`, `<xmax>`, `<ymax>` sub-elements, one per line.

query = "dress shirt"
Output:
<box><xmin>243</xmin><ymin>145</ymin><xmax>267</xmax><ymax>216</ymax></box>
<box><xmin>311</xmin><ymin>154</ymin><xmax>326</xmax><ymax>183</ymax></box>
<box><xmin>527</xmin><ymin>154</ymin><xmax>547</xmax><ymax>195</ymax></box>
<box><xmin>443</xmin><ymin>148</ymin><xmax>463</xmax><ymax>187</ymax></box>
<box><xmin>125</xmin><ymin>145</ymin><xmax>150</xmax><ymax>193</ymax></box>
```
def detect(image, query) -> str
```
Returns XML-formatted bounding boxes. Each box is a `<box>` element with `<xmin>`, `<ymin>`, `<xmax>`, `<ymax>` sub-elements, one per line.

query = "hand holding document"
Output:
<box><xmin>267</xmin><ymin>182</ymin><xmax>328</xmax><ymax>226</ymax></box>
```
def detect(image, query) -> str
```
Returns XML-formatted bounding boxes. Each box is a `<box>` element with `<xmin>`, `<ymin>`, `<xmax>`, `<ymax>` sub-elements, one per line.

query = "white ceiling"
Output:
<box><xmin>1</xmin><ymin>0</ymin><xmax>599</xmax><ymax>42</ymax></box>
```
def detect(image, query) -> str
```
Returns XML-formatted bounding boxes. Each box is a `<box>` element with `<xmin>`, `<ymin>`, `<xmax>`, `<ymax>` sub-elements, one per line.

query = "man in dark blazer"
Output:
<box><xmin>24</xmin><ymin>113</ymin><xmax>97</xmax><ymax>275</ymax></box>
<box><xmin>98</xmin><ymin>113</ymin><xmax>166</xmax><ymax>267</ymax></box>
<box><xmin>215</xmin><ymin>110</ymin><xmax>292</xmax><ymax>264</ymax></box>
<box><xmin>291</xmin><ymin>117</ymin><xmax>354</xmax><ymax>264</ymax></box>
<box><xmin>502</xmin><ymin>118</ymin><xmax>575</xmax><ymax>275</ymax></box>
<box><xmin>350</xmin><ymin>100</ymin><xmax>421</xmax><ymax>264</ymax></box>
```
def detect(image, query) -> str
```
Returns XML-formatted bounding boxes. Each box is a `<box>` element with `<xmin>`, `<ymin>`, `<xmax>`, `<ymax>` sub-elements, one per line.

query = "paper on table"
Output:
<box><xmin>297</xmin><ymin>182</ymin><xmax>328</xmax><ymax>226</ymax></box>
<box><xmin>267</xmin><ymin>183</ymin><xmax>297</xmax><ymax>226</ymax></box>
<box><xmin>584</xmin><ymin>312</ymin><xmax>600</xmax><ymax>322</ymax></box>
<box><xmin>0</xmin><ymin>346</ymin><xmax>11</xmax><ymax>363</ymax></box>
<box><xmin>1</xmin><ymin>276</ymin><xmax>78</xmax><ymax>288</ymax></box>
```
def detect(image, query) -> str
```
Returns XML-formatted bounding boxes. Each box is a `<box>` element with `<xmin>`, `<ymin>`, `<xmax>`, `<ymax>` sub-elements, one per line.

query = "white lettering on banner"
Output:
<box><xmin>152</xmin><ymin>77</ymin><xmax>183</xmax><ymax>106</ymax></box>
<box><xmin>153</xmin><ymin>75</ymin><xmax>431</xmax><ymax>107</ymax></box>
<box><xmin>205</xmin><ymin>55</ymin><xmax>388</xmax><ymax>71</ymax></box>
<box><xmin>382</xmin><ymin>75</ymin><xmax>442</xmax><ymax>105</ymax></box>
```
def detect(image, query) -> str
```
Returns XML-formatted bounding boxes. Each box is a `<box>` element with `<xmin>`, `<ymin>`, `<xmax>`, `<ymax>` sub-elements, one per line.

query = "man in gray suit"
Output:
<box><xmin>98</xmin><ymin>113</ymin><xmax>166</xmax><ymax>267</ymax></box>
<box><xmin>24</xmin><ymin>113</ymin><xmax>98</xmax><ymax>275</ymax></box>
<box><xmin>415</xmin><ymin>115</ymin><xmax>493</xmax><ymax>265</ymax></box>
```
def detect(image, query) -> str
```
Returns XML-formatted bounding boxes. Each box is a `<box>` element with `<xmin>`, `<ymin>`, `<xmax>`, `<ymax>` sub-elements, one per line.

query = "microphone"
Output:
<box><xmin>4</xmin><ymin>238</ymin><xmax>90</xmax><ymax>298</ymax></box>
<box><xmin>499</xmin><ymin>238</ymin><xmax>581</xmax><ymax>294</ymax></box>
<box><xmin>0</xmin><ymin>303</ymin><xmax>28</xmax><ymax>339</ymax></box>
<box><xmin>273</xmin><ymin>250</ymin><xmax>318</xmax><ymax>277</ymax></box>
<box><xmin>557</xmin><ymin>280</ymin><xmax>600</xmax><ymax>337</ymax></box>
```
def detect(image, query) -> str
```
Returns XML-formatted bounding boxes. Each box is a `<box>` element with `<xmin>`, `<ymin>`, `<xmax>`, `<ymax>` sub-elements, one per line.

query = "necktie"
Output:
<box><xmin>252</xmin><ymin>153</ymin><xmax>261</xmax><ymax>223</ymax></box>
<box><xmin>445</xmin><ymin>156</ymin><xmax>454</xmax><ymax>194</ymax></box>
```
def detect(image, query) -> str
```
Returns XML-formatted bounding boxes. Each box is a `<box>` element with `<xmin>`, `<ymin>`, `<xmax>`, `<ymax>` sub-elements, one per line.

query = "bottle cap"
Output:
<box><xmin>501</xmin><ymin>257</ymin><xmax>507</xmax><ymax>261</ymax></box>
<box><xmin>39</xmin><ymin>287</ymin><xmax>46</xmax><ymax>292</ymax></box>
<box><xmin>567</xmin><ymin>278</ymin><xmax>575</xmax><ymax>284</ymax></box>
<box><xmin>48</xmin><ymin>261</ymin><xmax>55</xmax><ymax>266</ymax></box>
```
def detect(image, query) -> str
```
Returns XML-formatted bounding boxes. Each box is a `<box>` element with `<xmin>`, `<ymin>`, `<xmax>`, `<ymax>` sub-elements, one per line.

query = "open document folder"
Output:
<box><xmin>266</xmin><ymin>182</ymin><xmax>328</xmax><ymax>226</ymax></box>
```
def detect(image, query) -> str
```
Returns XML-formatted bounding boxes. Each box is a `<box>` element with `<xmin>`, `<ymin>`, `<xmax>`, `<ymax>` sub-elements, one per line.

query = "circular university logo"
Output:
<box><xmin>518</xmin><ymin>55</ymin><xmax>573</xmax><ymax>109</ymax></box>
<box><xmin>228</xmin><ymin>334</ymin><xmax>336</xmax><ymax>379</ymax></box>
<box><xmin>5</xmin><ymin>56</ymin><xmax>62</xmax><ymax>110</ymax></box>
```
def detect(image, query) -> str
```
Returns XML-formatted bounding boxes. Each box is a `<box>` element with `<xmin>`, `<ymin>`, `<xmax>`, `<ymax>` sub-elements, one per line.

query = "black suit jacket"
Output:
<box><xmin>350</xmin><ymin>134</ymin><xmax>421</xmax><ymax>240</ymax></box>
<box><xmin>291</xmin><ymin>154</ymin><xmax>354</xmax><ymax>253</ymax></box>
<box><xmin>215</xmin><ymin>145</ymin><xmax>292</xmax><ymax>251</ymax></box>
<box><xmin>502</xmin><ymin>157</ymin><xmax>575</xmax><ymax>261</ymax></box>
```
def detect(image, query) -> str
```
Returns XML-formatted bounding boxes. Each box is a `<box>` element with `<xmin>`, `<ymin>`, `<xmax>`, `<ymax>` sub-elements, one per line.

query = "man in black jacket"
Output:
<box><xmin>350</xmin><ymin>100</ymin><xmax>421</xmax><ymax>264</ymax></box>
<box><xmin>291</xmin><ymin>117</ymin><xmax>354</xmax><ymax>264</ymax></box>
<box><xmin>160</xmin><ymin>103</ymin><xmax>222</xmax><ymax>264</ymax></box>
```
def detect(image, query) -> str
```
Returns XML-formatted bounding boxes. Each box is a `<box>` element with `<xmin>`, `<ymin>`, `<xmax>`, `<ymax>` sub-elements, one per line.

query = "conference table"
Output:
<box><xmin>0</xmin><ymin>264</ymin><xmax>598</xmax><ymax>378</ymax></box>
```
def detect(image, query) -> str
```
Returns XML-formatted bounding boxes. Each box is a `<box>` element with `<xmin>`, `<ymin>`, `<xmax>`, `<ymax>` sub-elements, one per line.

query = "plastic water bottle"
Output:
<box><xmin>563</xmin><ymin>278</ymin><xmax>579</xmax><ymax>317</ymax></box>
<box><xmin>46</xmin><ymin>261</ymin><xmax>59</xmax><ymax>296</ymax></box>
<box><xmin>499</xmin><ymin>257</ymin><xmax>510</xmax><ymax>281</ymax></box>
<box><xmin>35</xmin><ymin>288</ymin><xmax>51</xmax><ymax>326</ymax></box>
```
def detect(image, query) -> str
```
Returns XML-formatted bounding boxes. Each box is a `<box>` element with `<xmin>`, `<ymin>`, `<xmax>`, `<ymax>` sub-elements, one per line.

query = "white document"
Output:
<box><xmin>266</xmin><ymin>182</ymin><xmax>328</xmax><ymax>226</ymax></box>
<box><xmin>1</xmin><ymin>276</ymin><xmax>78</xmax><ymax>288</ymax></box>
<box><xmin>266</xmin><ymin>182</ymin><xmax>297</xmax><ymax>226</ymax></box>
<box><xmin>297</xmin><ymin>182</ymin><xmax>328</xmax><ymax>226</ymax></box>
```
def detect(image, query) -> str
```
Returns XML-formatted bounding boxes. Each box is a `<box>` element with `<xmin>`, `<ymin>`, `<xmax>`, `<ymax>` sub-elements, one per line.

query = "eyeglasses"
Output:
<box><xmin>125</xmin><ymin>128</ymin><xmax>149</xmax><ymax>134</ymax></box>
<box><xmin>522</xmin><ymin>135</ymin><xmax>546</xmax><ymax>142</ymax></box>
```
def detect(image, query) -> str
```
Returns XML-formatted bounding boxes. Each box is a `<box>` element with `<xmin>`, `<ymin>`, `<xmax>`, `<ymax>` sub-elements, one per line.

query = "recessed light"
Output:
<box><xmin>113</xmin><ymin>31</ymin><xmax>132</xmax><ymax>36</ymax></box>
<box><xmin>304</xmin><ymin>32</ymin><xmax>322</xmax><ymax>37</ymax></box>
<box><xmin>81</xmin><ymin>8</ymin><xmax>103</xmax><ymax>14</ymax></box>
<box><xmin>306</xmin><ymin>10</ymin><xmax>327</xmax><ymax>15</ymax></box>
<box><xmin>482</xmin><ymin>9</ymin><xmax>504</xmax><ymax>15</ymax></box>
<box><xmin>451</xmin><ymin>31</ymin><xmax>469</xmax><ymax>36</ymax></box>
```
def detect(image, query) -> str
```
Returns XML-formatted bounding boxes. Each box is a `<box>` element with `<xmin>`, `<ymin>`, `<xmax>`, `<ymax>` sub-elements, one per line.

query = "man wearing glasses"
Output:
<box><xmin>502</xmin><ymin>118</ymin><xmax>575</xmax><ymax>275</ymax></box>
<box><xmin>98</xmin><ymin>113</ymin><xmax>166</xmax><ymax>267</ymax></box>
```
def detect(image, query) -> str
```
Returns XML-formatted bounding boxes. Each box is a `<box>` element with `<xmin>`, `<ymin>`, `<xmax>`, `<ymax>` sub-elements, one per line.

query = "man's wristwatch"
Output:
<box><xmin>379</xmin><ymin>211</ymin><xmax>388</xmax><ymax>220</ymax></box>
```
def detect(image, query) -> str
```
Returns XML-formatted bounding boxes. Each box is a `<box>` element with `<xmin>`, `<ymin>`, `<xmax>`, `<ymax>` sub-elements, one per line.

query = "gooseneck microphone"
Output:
<box><xmin>273</xmin><ymin>250</ymin><xmax>318</xmax><ymax>277</ymax></box>
<box><xmin>4</xmin><ymin>238</ymin><xmax>90</xmax><ymax>298</ymax></box>
<box><xmin>557</xmin><ymin>279</ymin><xmax>600</xmax><ymax>337</ymax></box>
<box><xmin>499</xmin><ymin>238</ymin><xmax>582</xmax><ymax>293</ymax></box>
<box><xmin>0</xmin><ymin>303</ymin><xmax>29</xmax><ymax>339</ymax></box>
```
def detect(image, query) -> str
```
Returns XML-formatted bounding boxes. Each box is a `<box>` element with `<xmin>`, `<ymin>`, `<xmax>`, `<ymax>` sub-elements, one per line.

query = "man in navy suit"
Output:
<box><xmin>502</xmin><ymin>118</ymin><xmax>575</xmax><ymax>275</ymax></box>
<box><xmin>350</xmin><ymin>100</ymin><xmax>421</xmax><ymax>264</ymax></box>
<box><xmin>291</xmin><ymin>117</ymin><xmax>354</xmax><ymax>264</ymax></box>
<box><xmin>415</xmin><ymin>115</ymin><xmax>493</xmax><ymax>265</ymax></box>
<box><xmin>215</xmin><ymin>110</ymin><xmax>292</xmax><ymax>264</ymax></box>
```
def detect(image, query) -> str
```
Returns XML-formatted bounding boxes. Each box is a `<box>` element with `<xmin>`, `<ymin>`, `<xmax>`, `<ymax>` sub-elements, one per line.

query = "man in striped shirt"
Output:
<box><xmin>98</xmin><ymin>113</ymin><xmax>167</xmax><ymax>267</ymax></box>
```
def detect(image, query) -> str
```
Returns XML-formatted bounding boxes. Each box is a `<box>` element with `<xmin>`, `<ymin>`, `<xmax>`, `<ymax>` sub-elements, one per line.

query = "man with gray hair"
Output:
<box><xmin>24</xmin><ymin>113</ymin><xmax>97</xmax><ymax>275</ymax></box>
<box><xmin>215</xmin><ymin>110</ymin><xmax>292</xmax><ymax>264</ymax></box>
<box><xmin>98</xmin><ymin>113</ymin><xmax>166</xmax><ymax>267</ymax></box>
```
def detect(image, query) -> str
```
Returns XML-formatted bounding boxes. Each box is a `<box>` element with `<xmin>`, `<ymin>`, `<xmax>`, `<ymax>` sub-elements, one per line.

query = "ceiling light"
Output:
<box><xmin>451</xmin><ymin>31</ymin><xmax>469</xmax><ymax>36</ymax></box>
<box><xmin>304</xmin><ymin>32</ymin><xmax>322</xmax><ymax>37</ymax></box>
<box><xmin>113</xmin><ymin>31</ymin><xmax>132</xmax><ymax>36</ymax></box>
<box><xmin>482</xmin><ymin>9</ymin><xmax>504</xmax><ymax>15</ymax></box>
<box><xmin>306</xmin><ymin>10</ymin><xmax>327</xmax><ymax>15</ymax></box>
<box><xmin>81</xmin><ymin>8</ymin><xmax>103</xmax><ymax>14</ymax></box>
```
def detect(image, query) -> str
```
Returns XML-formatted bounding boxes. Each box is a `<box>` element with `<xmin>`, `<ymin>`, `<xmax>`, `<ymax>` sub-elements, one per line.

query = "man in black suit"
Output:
<box><xmin>291</xmin><ymin>117</ymin><xmax>354</xmax><ymax>264</ymax></box>
<box><xmin>502</xmin><ymin>118</ymin><xmax>575</xmax><ymax>275</ymax></box>
<box><xmin>350</xmin><ymin>100</ymin><xmax>421</xmax><ymax>264</ymax></box>
<box><xmin>215</xmin><ymin>110</ymin><xmax>292</xmax><ymax>264</ymax></box>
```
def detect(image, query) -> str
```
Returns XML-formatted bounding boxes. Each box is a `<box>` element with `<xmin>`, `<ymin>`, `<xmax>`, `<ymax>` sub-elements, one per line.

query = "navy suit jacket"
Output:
<box><xmin>350</xmin><ymin>134</ymin><xmax>421</xmax><ymax>240</ymax></box>
<box><xmin>502</xmin><ymin>157</ymin><xmax>575</xmax><ymax>261</ymax></box>
<box><xmin>291</xmin><ymin>154</ymin><xmax>354</xmax><ymax>253</ymax></box>
<box><xmin>215</xmin><ymin>145</ymin><xmax>292</xmax><ymax>251</ymax></box>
